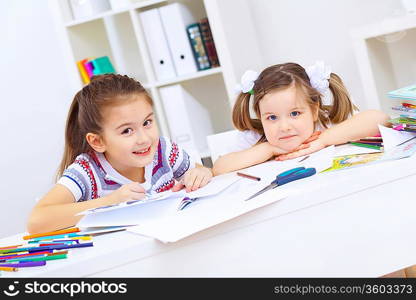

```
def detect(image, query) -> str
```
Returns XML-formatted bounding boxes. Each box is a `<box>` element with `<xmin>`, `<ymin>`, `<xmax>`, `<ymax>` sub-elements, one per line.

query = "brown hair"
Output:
<box><xmin>57</xmin><ymin>74</ymin><xmax>152</xmax><ymax>180</ymax></box>
<box><xmin>232</xmin><ymin>62</ymin><xmax>357</xmax><ymax>142</ymax></box>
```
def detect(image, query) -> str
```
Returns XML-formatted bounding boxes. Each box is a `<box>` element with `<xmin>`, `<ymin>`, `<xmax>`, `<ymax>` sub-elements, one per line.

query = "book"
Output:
<box><xmin>76</xmin><ymin>59</ymin><xmax>90</xmax><ymax>84</ymax></box>
<box><xmin>83</xmin><ymin>60</ymin><xmax>95</xmax><ymax>78</ymax></box>
<box><xmin>186</xmin><ymin>23</ymin><xmax>211</xmax><ymax>71</ymax></box>
<box><xmin>388</xmin><ymin>84</ymin><xmax>416</xmax><ymax>101</ymax></box>
<box><xmin>91</xmin><ymin>56</ymin><xmax>115</xmax><ymax>75</ymax></box>
<box><xmin>199</xmin><ymin>17</ymin><xmax>220</xmax><ymax>68</ymax></box>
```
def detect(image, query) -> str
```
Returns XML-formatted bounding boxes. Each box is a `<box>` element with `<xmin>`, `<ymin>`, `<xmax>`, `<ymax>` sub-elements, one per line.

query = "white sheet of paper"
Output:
<box><xmin>76</xmin><ymin>195</ymin><xmax>183</xmax><ymax>228</ymax></box>
<box><xmin>76</xmin><ymin>190</ymin><xmax>182</xmax><ymax>216</ymax></box>
<box><xmin>128</xmin><ymin>184</ymin><xmax>294</xmax><ymax>243</ymax></box>
<box><xmin>378</xmin><ymin>124</ymin><xmax>416</xmax><ymax>151</ymax></box>
<box><xmin>76</xmin><ymin>171</ymin><xmax>243</xmax><ymax>227</ymax></box>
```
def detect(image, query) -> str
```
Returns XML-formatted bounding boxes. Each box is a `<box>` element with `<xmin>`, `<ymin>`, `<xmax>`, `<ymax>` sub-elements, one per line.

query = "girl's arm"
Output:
<box><xmin>318</xmin><ymin>110</ymin><xmax>390</xmax><ymax>146</ymax></box>
<box><xmin>212</xmin><ymin>142</ymin><xmax>284</xmax><ymax>176</ymax></box>
<box><xmin>277</xmin><ymin>109</ymin><xmax>390</xmax><ymax>161</ymax></box>
<box><xmin>27</xmin><ymin>183</ymin><xmax>145</xmax><ymax>234</ymax></box>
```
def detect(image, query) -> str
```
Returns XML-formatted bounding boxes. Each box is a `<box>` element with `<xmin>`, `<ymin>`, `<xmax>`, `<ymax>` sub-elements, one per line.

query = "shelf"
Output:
<box><xmin>350</xmin><ymin>14</ymin><xmax>416</xmax><ymax>39</ymax></box>
<box><xmin>64</xmin><ymin>0</ymin><xmax>167</xmax><ymax>27</ymax></box>
<box><xmin>151</xmin><ymin>67</ymin><xmax>222</xmax><ymax>88</ymax></box>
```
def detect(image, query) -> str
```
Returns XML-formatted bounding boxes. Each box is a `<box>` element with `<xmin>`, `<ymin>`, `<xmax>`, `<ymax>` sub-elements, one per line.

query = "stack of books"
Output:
<box><xmin>76</xmin><ymin>56</ymin><xmax>115</xmax><ymax>85</ymax></box>
<box><xmin>388</xmin><ymin>84</ymin><xmax>416</xmax><ymax>132</ymax></box>
<box><xmin>186</xmin><ymin>17</ymin><xmax>220</xmax><ymax>71</ymax></box>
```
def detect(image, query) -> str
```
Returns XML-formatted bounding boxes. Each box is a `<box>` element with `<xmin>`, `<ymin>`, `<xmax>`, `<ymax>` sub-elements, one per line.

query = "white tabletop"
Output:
<box><xmin>2</xmin><ymin>153</ymin><xmax>416</xmax><ymax>277</ymax></box>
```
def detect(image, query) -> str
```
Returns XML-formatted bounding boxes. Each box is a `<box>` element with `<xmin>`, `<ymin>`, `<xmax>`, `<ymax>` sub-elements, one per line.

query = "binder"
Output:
<box><xmin>159</xmin><ymin>3</ymin><xmax>198</xmax><ymax>76</ymax></box>
<box><xmin>159</xmin><ymin>84</ymin><xmax>214</xmax><ymax>158</ymax></box>
<box><xmin>139</xmin><ymin>8</ymin><xmax>177</xmax><ymax>81</ymax></box>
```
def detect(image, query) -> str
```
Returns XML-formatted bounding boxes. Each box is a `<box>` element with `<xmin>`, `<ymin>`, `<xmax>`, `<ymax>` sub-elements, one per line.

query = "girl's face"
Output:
<box><xmin>98</xmin><ymin>95</ymin><xmax>159</xmax><ymax>175</ymax></box>
<box><xmin>259</xmin><ymin>84</ymin><xmax>317</xmax><ymax>151</ymax></box>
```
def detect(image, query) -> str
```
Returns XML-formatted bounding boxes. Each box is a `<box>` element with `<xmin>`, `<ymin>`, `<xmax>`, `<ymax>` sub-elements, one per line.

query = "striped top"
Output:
<box><xmin>57</xmin><ymin>136</ymin><xmax>195</xmax><ymax>202</ymax></box>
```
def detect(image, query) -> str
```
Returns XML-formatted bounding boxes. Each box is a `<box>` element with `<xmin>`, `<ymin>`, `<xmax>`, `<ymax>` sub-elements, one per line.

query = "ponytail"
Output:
<box><xmin>326</xmin><ymin>73</ymin><xmax>358</xmax><ymax>124</ymax></box>
<box><xmin>56</xmin><ymin>93</ymin><xmax>90</xmax><ymax>181</ymax></box>
<box><xmin>232</xmin><ymin>92</ymin><xmax>263</xmax><ymax>134</ymax></box>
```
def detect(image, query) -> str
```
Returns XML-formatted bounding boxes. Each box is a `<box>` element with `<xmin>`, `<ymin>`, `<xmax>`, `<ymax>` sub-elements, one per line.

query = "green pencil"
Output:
<box><xmin>5</xmin><ymin>254</ymin><xmax>67</xmax><ymax>263</ymax></box>
<box><xmin>349</xmin><ymin>142</ymin><xmax>382</xmax><ymax>150</ymax></box>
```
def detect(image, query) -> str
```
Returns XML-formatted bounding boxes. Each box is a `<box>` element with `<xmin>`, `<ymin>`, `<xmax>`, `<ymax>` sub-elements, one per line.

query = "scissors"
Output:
<box><xmin>245</xmin><ymin>167</ymin><xmax>316</xmax><ymax>201</ymax></box>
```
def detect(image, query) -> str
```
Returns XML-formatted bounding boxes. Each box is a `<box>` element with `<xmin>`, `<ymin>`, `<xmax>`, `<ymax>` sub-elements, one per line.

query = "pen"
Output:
<box><xmin>236</xmin><ymin>172</ymin><xmax>261</xmax><ymax>181</ymax></box>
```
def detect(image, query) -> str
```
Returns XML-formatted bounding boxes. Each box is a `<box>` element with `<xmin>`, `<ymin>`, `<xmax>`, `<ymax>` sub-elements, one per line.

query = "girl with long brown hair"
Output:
<box><xmin>28</xmin><ymin>74</ymin><xmax>212</xmax><ymax>234</ymax></box>
<box><xmin>213</xmin><ymin>62</ymin><xmax>389</xmax><ymax>175</ymax></box>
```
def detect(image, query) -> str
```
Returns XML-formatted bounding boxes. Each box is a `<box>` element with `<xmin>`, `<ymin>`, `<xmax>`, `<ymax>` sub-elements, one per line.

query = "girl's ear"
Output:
<box><xmin>86</xmin><ymin>133</ymin><xmax>106</xmax><ymax>153</ymax></box>
<box><xmin>312</xmin><ymin>103</ymin><xmax>320</xmax><ymax>122</ymax></box>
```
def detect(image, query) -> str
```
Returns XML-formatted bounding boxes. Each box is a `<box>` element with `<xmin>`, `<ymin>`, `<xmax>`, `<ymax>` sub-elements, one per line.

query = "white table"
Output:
<box><xmin>2</xmin><ymin>154</ymin><xmax>416</xmax><ymax>277</ymax></box>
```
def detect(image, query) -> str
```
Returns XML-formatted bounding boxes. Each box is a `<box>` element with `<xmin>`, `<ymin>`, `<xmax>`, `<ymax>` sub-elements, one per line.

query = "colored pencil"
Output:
<box><xmin>0</xmin><ymin>261</ymin><xmax>46</xmax><ymax>268</ymax></box>
<box><xmin>0</xmin><ymin>266</ymin><xmax>18</xmax><ymax>272</ymax></box>
<box><xmin>28</xmin><ymin>233</ymin><xmax>89</xmax><ymax>242</ymax></box>
<box><xmin>349</xmin><ymin>142</ymin><xmax>382</xmax><ymax>150</ymax></box>
<box><xmin>237</xmin><ymin>172</ymin><xmax>261</xmax><ymax>181</ymax></box>
<box><xmin>23</xmin><ymin>227</ymin><xmax>80</xmax><ymax>240</ymax></box>
<box><xmin>6</xmin><ymin>254</ymin><xmax>67</xmax><ymax>263</ymax></box>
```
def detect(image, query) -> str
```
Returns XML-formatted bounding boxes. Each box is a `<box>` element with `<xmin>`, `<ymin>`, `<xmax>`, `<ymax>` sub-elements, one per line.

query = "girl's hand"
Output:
<box><xmin>172</xmin><ymin>167</ymin><xmax>213</xmax><ymax>193</ymax></box>
<box><xmin>105</xmin><ymin>182</ymin><xmax>146</xmax><ymax>204</ymax></box>
<box><xmin>274</xmin><ymin>131</ymin><xmax>322</xmax><ymax>160</ymax></box>
<box><xmin>275</xmin><ymin>138</ymin><xmax>326</xmax><ymax>161</ymax></box>
<box><xmin>266</xmin><ymin>142</ymin><xmax>289</xmax><ymax>157</ymax></box>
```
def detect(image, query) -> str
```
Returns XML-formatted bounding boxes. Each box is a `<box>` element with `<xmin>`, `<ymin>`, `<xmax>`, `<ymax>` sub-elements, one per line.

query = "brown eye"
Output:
<box><xmin>122</xmin><ymin>128</ymin><xmax>133</xmax><ymax>135</ymax></box>
<box><xmin>143</xmin><ymin>119</ymin><xmax>153</xmax><ymax>127</ymax></box>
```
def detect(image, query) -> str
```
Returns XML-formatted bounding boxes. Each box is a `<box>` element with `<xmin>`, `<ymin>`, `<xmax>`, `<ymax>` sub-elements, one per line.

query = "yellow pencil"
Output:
<box><xmin>0</xmin><ymin>267</ymin><xmax>18</xmax><ymax>272</ymax></box>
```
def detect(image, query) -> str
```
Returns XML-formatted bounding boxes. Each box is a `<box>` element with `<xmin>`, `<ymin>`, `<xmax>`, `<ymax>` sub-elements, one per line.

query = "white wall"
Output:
<box><xmin>247</xmin><ymin>0</ymin><xmax>403</xmax><ymax>110</ymax></box>
<box><xmin>0</xmin><ymin>1</ymin><xmax>76</xmax><ymax>237</ymax></box>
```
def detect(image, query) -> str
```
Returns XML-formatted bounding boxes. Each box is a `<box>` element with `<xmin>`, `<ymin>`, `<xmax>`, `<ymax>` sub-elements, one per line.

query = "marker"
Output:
<box><xmin>236</xmin><ymin>172</ymin><xmax>261</xmax><ymax>181</ymax></box>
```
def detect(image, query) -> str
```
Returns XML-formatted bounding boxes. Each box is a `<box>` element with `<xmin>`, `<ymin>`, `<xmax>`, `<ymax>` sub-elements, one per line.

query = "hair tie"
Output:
<box><xmin>235</xmin><ymin>70</ymin><xmax>259</xmax><ymax>95</ymax></box>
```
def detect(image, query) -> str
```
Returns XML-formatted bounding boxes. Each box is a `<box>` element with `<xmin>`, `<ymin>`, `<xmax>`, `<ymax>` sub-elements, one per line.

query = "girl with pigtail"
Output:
<box><xmin>28</xmin><ymin>74</ymin><xmax>212</xmax><ymax>234</ymax></box>
<box><xmin>213</xmin><ymin>62</ymin><xmax>389</xmax><ymax>175</ymax></box>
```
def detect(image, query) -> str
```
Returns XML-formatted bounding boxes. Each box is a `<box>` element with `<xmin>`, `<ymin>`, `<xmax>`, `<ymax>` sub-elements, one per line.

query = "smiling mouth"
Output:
<box><xmin>133</xmin><ymin>146</ymin><xmax>151</xmax><ymax>156</ymax></box>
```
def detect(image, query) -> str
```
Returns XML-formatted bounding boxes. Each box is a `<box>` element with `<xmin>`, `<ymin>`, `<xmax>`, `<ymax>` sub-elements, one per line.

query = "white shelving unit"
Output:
<box><xmin>51</xmin><ymin>0</ymin><xmax>263</xmax><ymax>160</ymax></box>
<box><xmin>351</xmin><ymin>14</ymin><xmax>416</xmax><ymax>113</ymax></box>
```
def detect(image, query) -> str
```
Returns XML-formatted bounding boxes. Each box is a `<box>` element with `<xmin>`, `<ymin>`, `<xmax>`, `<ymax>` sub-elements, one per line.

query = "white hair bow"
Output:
<box><xmin>305</xmin><ymin>61</ymin><xmax>332</xmax><ymax>105</ymax></box>
<box><xmin>235</xmin><ymin>70</ymin><xmax>259</xmax><ymax>95</ymax></box>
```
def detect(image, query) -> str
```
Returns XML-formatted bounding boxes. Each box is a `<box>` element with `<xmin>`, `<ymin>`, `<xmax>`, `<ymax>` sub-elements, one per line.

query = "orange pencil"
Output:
<box><xmin>0</xmin><ymin>266</ymin><xmax>18</xmax><ymax>272</ymax></box>
<box><xmin>23</xmin><ymin>227</ymin><xmax>80</xmax><ymax>240</ymax></box>
<box><xmin>0</xmin><ymin>244</ymin><xmax>23</xmax><ymax>250</ymax></box>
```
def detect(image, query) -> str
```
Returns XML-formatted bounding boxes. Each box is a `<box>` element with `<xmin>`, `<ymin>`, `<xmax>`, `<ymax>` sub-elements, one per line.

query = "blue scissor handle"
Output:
<box><xmin>273</xmin><ymin>167</ymin><xmax>316</xmax><ymax>186</ymax></box>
